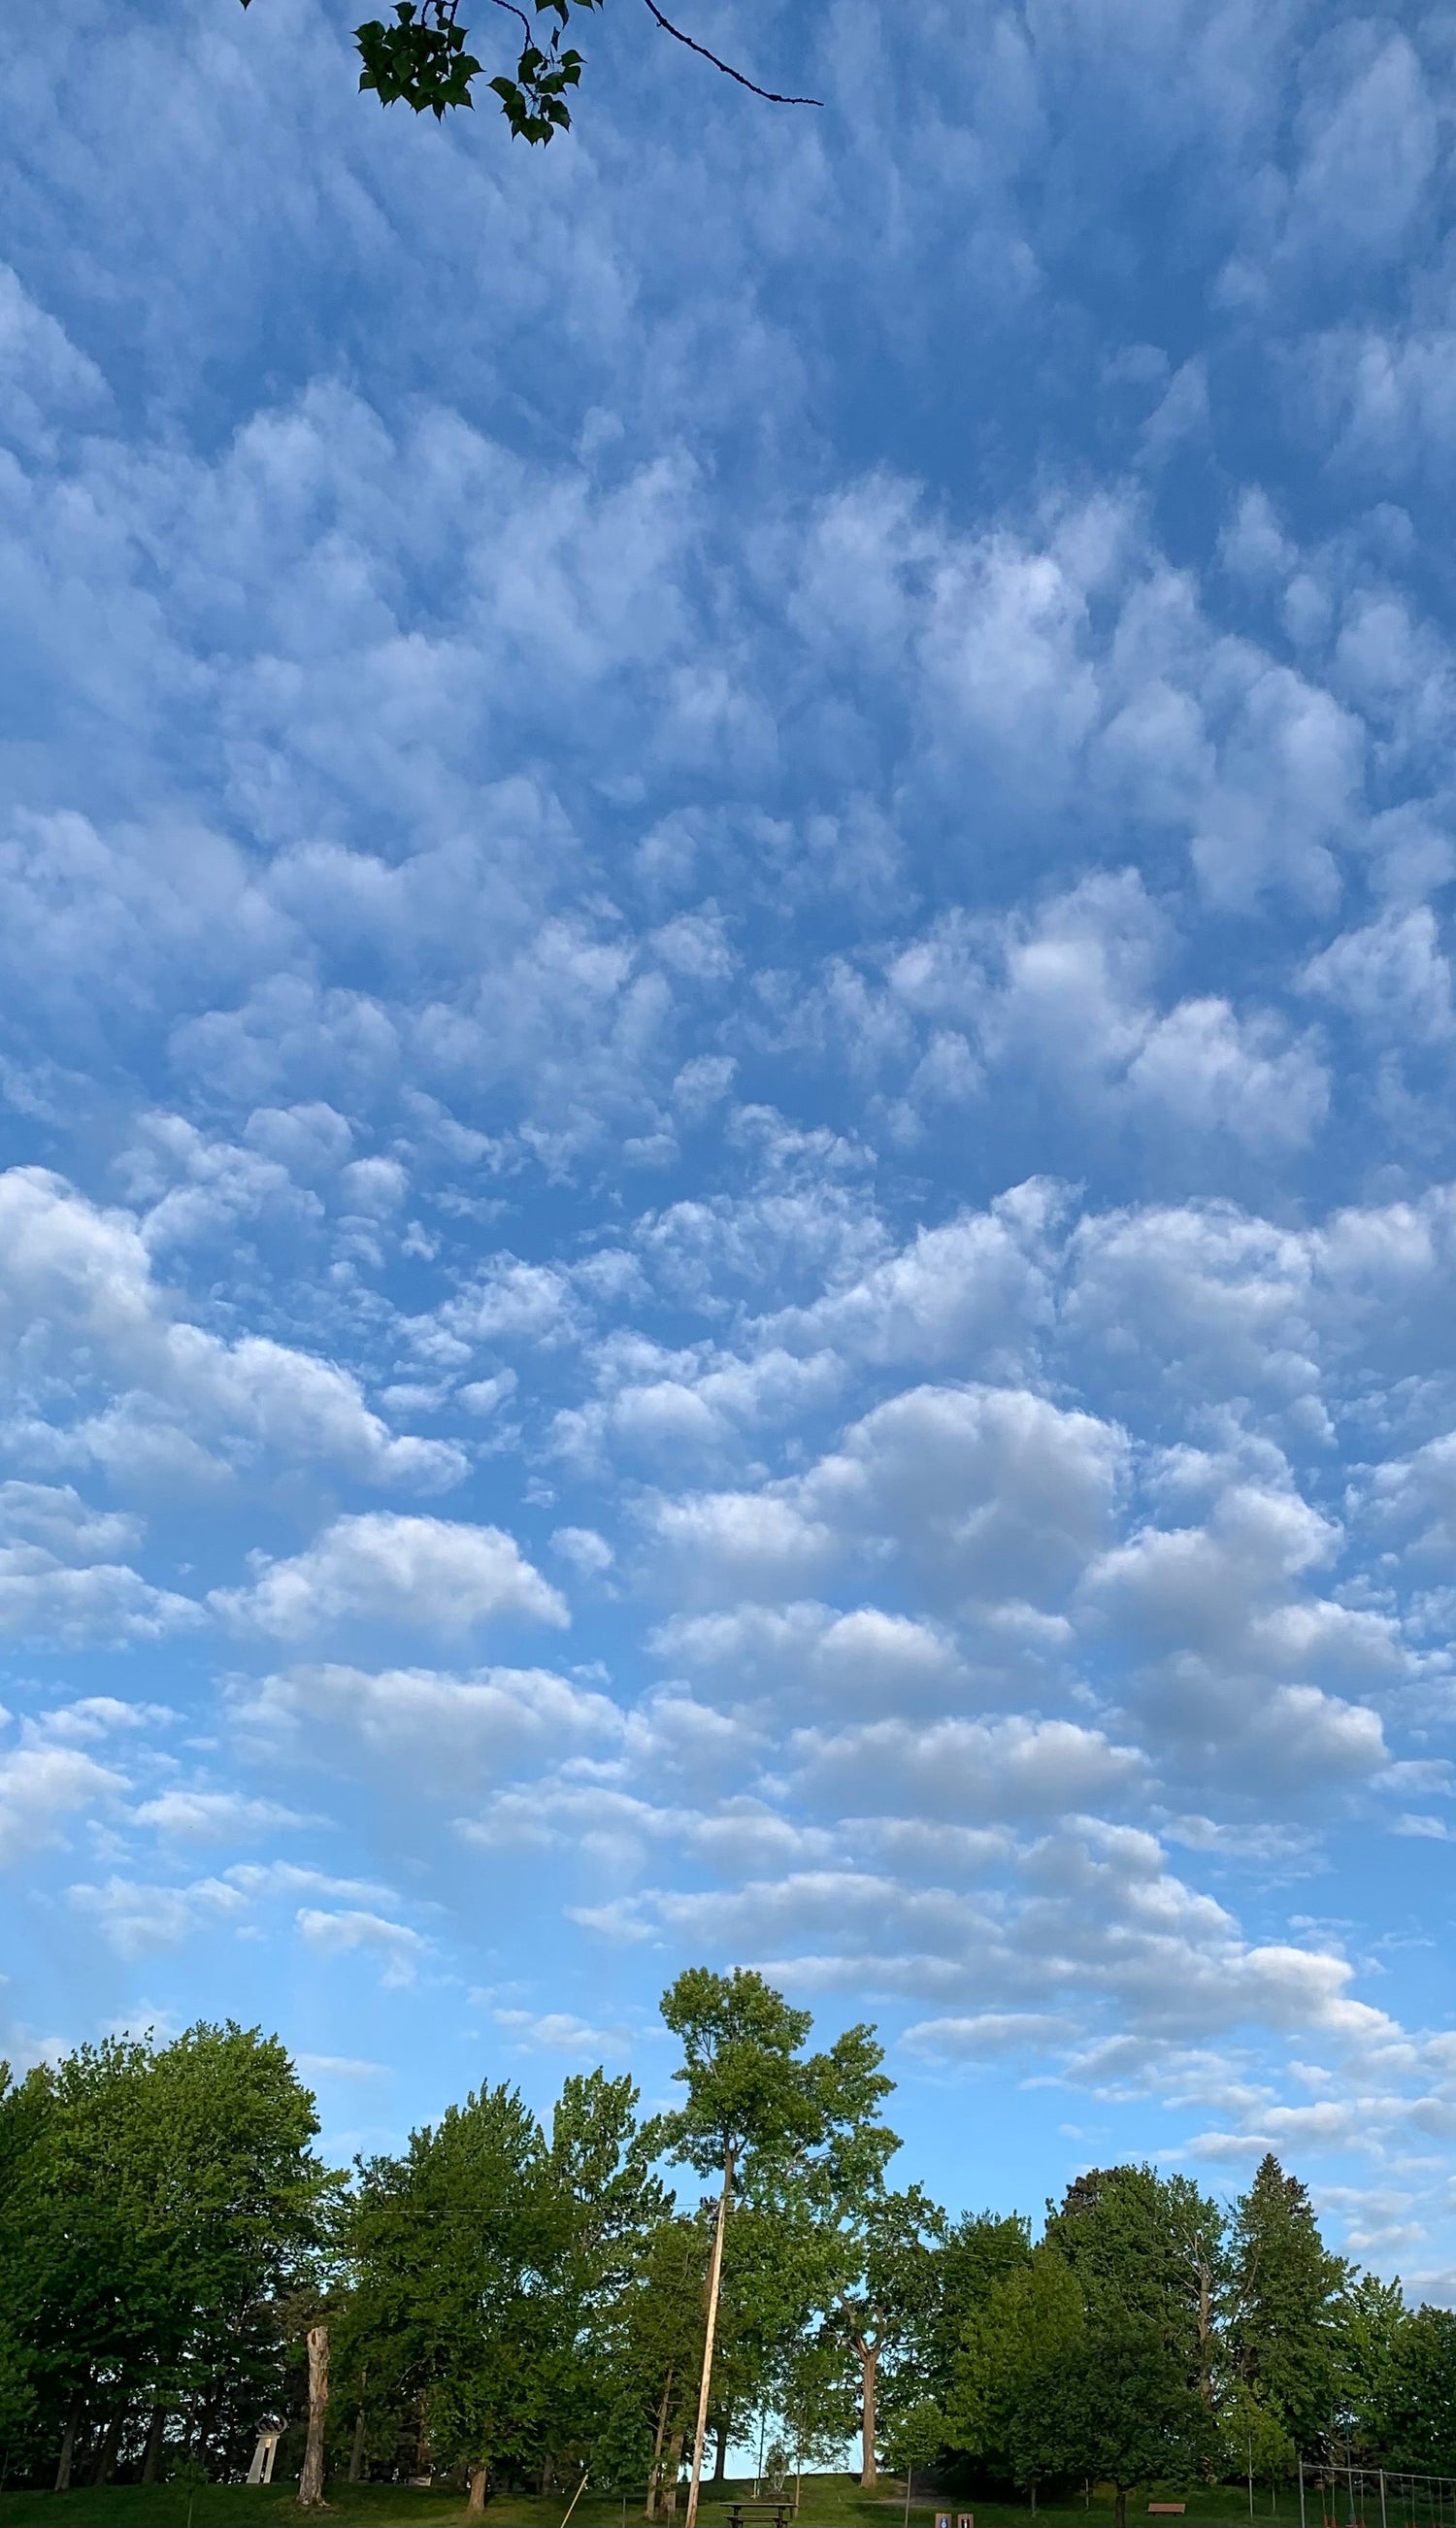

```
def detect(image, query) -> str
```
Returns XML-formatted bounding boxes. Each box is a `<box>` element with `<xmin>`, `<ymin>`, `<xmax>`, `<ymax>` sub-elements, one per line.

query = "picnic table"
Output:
<box><xmin>727</xmin><ymin>2500</ymin><xmax>795</xmax><ymax>2528</ymax></box>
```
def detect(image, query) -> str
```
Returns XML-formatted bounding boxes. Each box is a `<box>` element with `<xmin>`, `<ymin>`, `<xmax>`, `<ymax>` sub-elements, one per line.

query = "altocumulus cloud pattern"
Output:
<box><xmin>3</xmin><ymin>0</ymin><xmax>1456</xmax><ymax>2280</ymax></box>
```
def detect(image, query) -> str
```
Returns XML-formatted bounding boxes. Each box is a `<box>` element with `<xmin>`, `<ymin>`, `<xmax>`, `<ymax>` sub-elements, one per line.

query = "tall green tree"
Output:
<box><xmin>348</xmin><ymin>2080</ymin><xmax>559</xmax><ymax>2512</ymax></box>
<box><xmin>656</xmin><ymin>1968</ymin><xmax>894</xmax><ymax>2528</ymax></box>
<box><xmin>1044</xmin><ymin>2167</ymin><xmax>1218</xmax><ymax>2526</ymax></box>
<box><xmin>1227</xmin><ymin>2155</ymin><xmax>1347</xmax><ymax>2450</ymax></box>
<box><xmin>922</xmin><ymin>2210</ymin><xmax>1033</xmax><ymax>2413</ymax></box>
<box><xmin>0</xmin><ymin>2023</ymin><xmax>326</xmax><ymax>2490</ymax></box>
<box><xmin>1338</xmin><ymin>2271</ymin><xmax>1406</xmax><ymax>2455</ymax></box>
<box><xmin>949</xmin><ymin>2240</ymin><xmax>1086</xmax><ymax>2504</ymax></box>
<box><xmin>821</xmin><ymin>2185</ymin><xmax>944</xmax><ymax>2485</ymax></box>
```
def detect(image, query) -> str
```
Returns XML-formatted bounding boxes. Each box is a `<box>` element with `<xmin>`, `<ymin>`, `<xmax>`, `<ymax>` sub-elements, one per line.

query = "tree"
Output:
<box><xmin>238</xmin><ymin>0</ymin><xmax>819</xmax><ymax>148</ymax></box>
<box><xmin>348</xmin><ymin>2080</ymin><xmax>561</xmax><ymax>2512</ymax></box>
<box><xmin>1217</xmin><ymin>2384</ymin><xmax>1295</xmax><ymax>2503</ymax></box>
<box><xmin>822</xmin><ymin>2186</ymin><xmax>944</xmax><ymax>2486</ymax></box>
<box><xmin>0</xmin><ymin>2023</ymin><xmax>327</xmax><ymax>2492</ymax></box>
<box><xmin>1369</xmin><ymin>2307</ymin><xmax>1456</xmax><ymax>2474</ymax></box>
<box><xmin>775</xmin><ymin>2337</ymin><xmax>857</xmax><ymax>2503</ymax></box>
<box><xmin>882</xmin><ymin>2398</ymin><xmax>946</xmax><ymax>2528</ymax></box>
<box><xmin>1338</xmin><ymin>2272</ymin><xmax>1406</xmax><ymax>2456</ymax></box>
<box><xmin>949</xmin><ymin>2243</ymin><xmax>1086</xmax><ymax>2506</ymax></box>
<box><xmin>1227</xmin><ymin>2156</ymin><xmax>1347</xmax><ymax>2451</ymax></box>
<box><xmin>1044</xmin><ymin>2168</ymin><xmax>1218</xmax><ymax>2527</ymax></box>
<box><xmin>921</xmin><ymin>2211</ymin><xmax>1032</xmax><ymax>2413</ymax></box>
<box><xmin>655</xmin><ymin>1967</ymin><xmax>894</xmax><ymax>2528</ymax></box>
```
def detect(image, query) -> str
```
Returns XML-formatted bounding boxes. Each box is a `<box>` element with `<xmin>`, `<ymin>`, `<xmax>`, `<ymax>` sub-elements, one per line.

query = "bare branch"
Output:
<box><xmin>639</xmin><ymin>0</ymin><xmax>821</xmax><ymax>107</ymax></box>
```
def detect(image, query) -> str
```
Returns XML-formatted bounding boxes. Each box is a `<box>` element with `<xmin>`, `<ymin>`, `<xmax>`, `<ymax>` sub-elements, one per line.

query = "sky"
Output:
<box><xmin>2</xmin><ymin>0</ymin><xmax>1456</xmax><ymax>2298</ymax></box>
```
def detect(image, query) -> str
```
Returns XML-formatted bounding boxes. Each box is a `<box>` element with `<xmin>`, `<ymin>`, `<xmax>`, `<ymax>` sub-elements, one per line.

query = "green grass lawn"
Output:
<box><xmin>0</xmin><ymin>2478</ymin><xmax>1304</xmax><ymax>2528</ymax></box>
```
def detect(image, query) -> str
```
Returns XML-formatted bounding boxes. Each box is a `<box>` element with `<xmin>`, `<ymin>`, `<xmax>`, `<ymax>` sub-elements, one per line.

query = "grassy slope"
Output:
<box><xmin>0</xmin><ymin>2479</ymin><xmax>1299</xmax><ymax>2528</ymax></box>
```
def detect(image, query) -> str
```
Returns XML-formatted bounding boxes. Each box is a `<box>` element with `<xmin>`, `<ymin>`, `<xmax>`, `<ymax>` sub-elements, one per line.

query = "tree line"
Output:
<box><xmin>2</xmin><ymin>1971</ymin><xmax>1454</xmax><ymax>2511</ymax></box>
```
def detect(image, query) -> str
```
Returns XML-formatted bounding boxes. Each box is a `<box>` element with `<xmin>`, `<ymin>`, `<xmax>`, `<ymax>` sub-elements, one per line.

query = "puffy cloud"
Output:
<box><xmin>131</xmin><ymin>1788</ymin><xmax>313</xmax><ymax>1843</ymax></box>
<box><xmin>646</xmin><ymin>1491</ymin><xmax>838</xmax><ymax>1602</ymax></box>
<box><xmin>0</xmin><ymin>1167</ymin><xmax>462</xmax><ymax>1490</ymax></box>
<box><xmin>0</xmin><ymin>1480</ymin><xmax>198</xmax><ymax>1645</ymax></box>
<box><xmin>295</xmin><ymin>1907</ymin><xmax>429</xmax><ymax>1986</ymax></box>
<box><xmin>1303</xmin><ymin>908</ymin><xmax>1455</xmax><ymax>1044</ymax></box>
<box><xmin>240</xmin><ymin>1658</ymin><xmax>619</xmax><ymax>1790</ymax></box>
<box><xmin>0</xmin><ymin>1741</ymin><xmax>126</xmax><ymax>1867</ymax></box>
<box><xmin>789</xmin><ymin>1714</ymin><xmax>1146</xmax><ymax>1820</ymax></box>
<box><xmin>802</xmin><ymin>1382</ymin><xmax>1127</xmax><ymax>1607</ymax></box>
<box><xmin>213</xmin><ymin>1512</ymin><xmax>567</xmax><ymax>1638</ymax></box>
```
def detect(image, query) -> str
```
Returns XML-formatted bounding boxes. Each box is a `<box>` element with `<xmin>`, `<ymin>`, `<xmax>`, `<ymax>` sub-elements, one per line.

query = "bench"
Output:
<box><xmin>727</xmin><ymin>2504</ymin><xmax>794</xmax><ymax>2528</ymax></box>
<box><xmin>1148</xmin><ymin>2507</ymin><xmax>1186</xmax><ymax>2514</ymax></box>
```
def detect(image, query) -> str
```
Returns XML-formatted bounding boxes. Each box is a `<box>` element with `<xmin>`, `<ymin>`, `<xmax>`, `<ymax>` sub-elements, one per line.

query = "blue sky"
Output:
<box><xmin>3</xmin><ymin>0</ymin><xmax>1456</xmax><ymax>2292</ymax></box>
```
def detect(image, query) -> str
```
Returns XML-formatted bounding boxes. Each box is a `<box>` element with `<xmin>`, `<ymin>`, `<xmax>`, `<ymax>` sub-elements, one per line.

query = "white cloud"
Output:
<box><xmin>0</xmin><ymin>1167</ymin><xmax>462</xmax><ymax>1490</ymax></box>
<box><xmin>550</xmin><ymin>1524</ymin><xmax>614</xmax><ymax>1575</ymax></box>
<box><xmin>0</xmin><ymin>1545</ymin><xmax>200</xmax><ymax>1646</ymax></box>
<box><xmin>69</xmin><ymin>1872</ymin><xmax>249</xmax><ymax>1956</ymax></box>
<box><xmin>213</xmin><ymin>1511</ymin><xmax>568</xmax><ymax>1637</ymax></box>
<box><xmin>1303</xmin><ymin>907</ymin><xmax>1454</xmax><ymax>1044</ymax></box>
<box><xmin>0</xmin><ymin>1742</ymin><xmax>126</xmax><ymax>1866</ymax></box>
<box><xmin>802</xmin><ymin>1381</ymin><xmax>1127</xmax><ymax>1608</ymax></box>
<box><xmin>647</xmin><ymin>1490</ymin><xmax>837</xmax><ymax>1600</ymax></box>
<box><xmin>790</xmin><ymin>1713</ymin><xmax>1147</xmax><ymax>1819</ymax></box>
<box><xmin>295</xmin><ymin>1906</ymin><xmax>429</xmax><ymax>1986</ymax></box>
<box><xmin>131</xmin><ymin>1788</ymin><xmax>313</xmax><ymax>1843</ymax></box>
<box><xmin>240</xmin><ymin>1658</ymin><xmax>619</xmax><ymax>1789</ymax></box>
<box><xmin>904</xmin><ymin>2012</ymin><xmax>1071</xmax><ymax>2058</ymax></box>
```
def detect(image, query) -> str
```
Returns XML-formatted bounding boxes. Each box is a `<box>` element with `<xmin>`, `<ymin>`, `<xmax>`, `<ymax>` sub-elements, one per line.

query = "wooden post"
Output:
<box><xmin>299</xmin><ymin>2324</ymin><xmax>330</xmax><ymax>2508</ymax></box>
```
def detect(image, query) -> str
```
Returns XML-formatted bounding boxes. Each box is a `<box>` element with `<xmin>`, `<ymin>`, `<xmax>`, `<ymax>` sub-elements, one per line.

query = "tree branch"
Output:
<box><xmin>487</xmin><ymin>0</ymin><xmax>533</xmax><ymax>41</ymax></box>
<box><xmin>639</xmin><ymin>0</ymin><xmax>821</xmax><ymax>107</ymax></box>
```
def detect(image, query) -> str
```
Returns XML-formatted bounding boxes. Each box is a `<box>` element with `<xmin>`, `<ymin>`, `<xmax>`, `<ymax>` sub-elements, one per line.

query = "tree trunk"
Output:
<box><xmin>859</xmin><ymin>2341</ymin><xmax>879</xmax><ymax>2489</ymax></box>
<box><xmin>1115</xmin><ymin>2492</ymin><xmax>1127</xmax><ymax>2528</ymax></box>
<box><xmin>684</xmin><ymin>2151</ymin><xmax>733</xmax><ymax>2528</ymax></box>
<box><xmin>298</xmin><ymin>2322</ymin><xmax>330</xmax><ymax>2508</ymax></box>
<box><xmin>141</xmin><ymin>2406</ymin><xmax>168</xmax><ymax>2485</ymax></box>
<box><xmin>91</xmin><ymin>2410</ymin><xmax>123</xmax><ymax>2485</ymax></box>
<box><xmin>467</xmin><ymin>2463</ymin><xmax>489</xmax><ymax>2513</ymax></box>
<box><xmin>713</xmin><ymin>2412</ymin><xmax>730</xmax><ymax>2484</ymax></box>
<box><xmin>647</xmin><ymin>2372</ymin><xmax>675</xmax><ymax>2520</ymax></box>
<box><xmin>348</xmin><ymin>2406</ymin><xmax>368</xmax><ymax>2484</ymax></box>
<box><xmin>664</xmin><ymin>2432</ymin><xmax>684</xmax><ymax>2520</ymax></box>
<box><xmin>54</xmin><ymin>2390</ymin><xmax>84</xmax><ymax>2492</ymax></box>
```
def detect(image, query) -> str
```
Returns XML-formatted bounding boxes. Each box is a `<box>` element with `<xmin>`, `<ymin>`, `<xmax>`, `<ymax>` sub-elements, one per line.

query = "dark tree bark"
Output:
<box><xmin>348</xmin><ymin>2405</ymin><xmax>368</xmax><ymax>2484</ymax></box>
<box><xmin>90</xmin><ymin>2409</ymin><xmax>123</xmax><ymax>2485</ymax></box>
<box><xmin>54</xmin><ymin>2390</ymin><xmax>84</xmax><ymax>2492</ymax></box>
<box><xmin>141</xmin><ymin>2406</ymin><xmax>168</xmax><ymax>2485</ymax></box>
<box><xmin>646</xmin><ymin>2372</ymin><xmax>674</xmax><ymax>2520</ymax></box>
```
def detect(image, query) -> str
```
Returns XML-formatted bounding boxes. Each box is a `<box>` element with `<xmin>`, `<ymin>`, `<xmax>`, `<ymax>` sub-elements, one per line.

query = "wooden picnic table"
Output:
<box><xmin>726</xmin><ymin>2501</ymin><xmax>795</xmax><ymax>2528</ymax></box>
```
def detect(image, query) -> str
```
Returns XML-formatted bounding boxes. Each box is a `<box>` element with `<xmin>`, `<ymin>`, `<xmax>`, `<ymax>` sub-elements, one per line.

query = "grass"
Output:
<box><xmin>0</xmin><ymin>2478</ymin><xmax>1301</xmax><ymax>2528</ymax></box>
